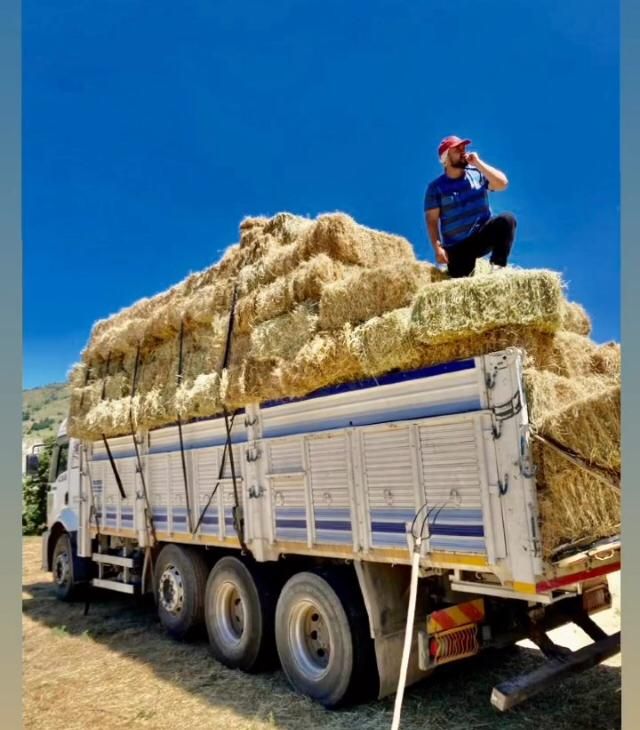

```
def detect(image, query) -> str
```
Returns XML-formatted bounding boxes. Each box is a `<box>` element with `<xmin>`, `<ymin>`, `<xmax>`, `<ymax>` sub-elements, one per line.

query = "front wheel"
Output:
<box><xmin>51</xmin><ymin>533</ymin><xmax>77</xmax><ymax>601</ymax></box>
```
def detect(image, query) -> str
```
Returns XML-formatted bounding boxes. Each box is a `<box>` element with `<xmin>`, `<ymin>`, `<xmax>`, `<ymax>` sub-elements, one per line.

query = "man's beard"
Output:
<box><xmin>449</xmin><ymin>158</ymin><xmax>468</xmax><ymax>169</ymax></box>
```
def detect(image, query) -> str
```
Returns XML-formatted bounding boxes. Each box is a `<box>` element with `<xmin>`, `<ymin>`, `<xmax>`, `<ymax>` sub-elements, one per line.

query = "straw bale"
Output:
<box><xmin>249</xmin><ymin>304</ymin><xmax>319</xmax><ymax>361</ymax></box>
<box><xmin>537</xmin><ymin>383</ymin><xmax>620</xmax><ymax>471</ymax></box>
<box><xmin>224</xmin><ymin>358</ymin><xmax>285</xmax><ymax>409</ymax></box>
<box><xmin>175</xmin><ymin>373</ymin><xmax>223</xmax><ymax>418</ymax></box>
<box><xmin>235</xmin><ymin>255</ymin><xmax>346</xmax><ymax>334</ymax></box>
<box><xmin>319</xmin><ymin>262</ymin><xmax>446</xmax><ymax>330</ymax></box>
<box><xmin>279</xmin><ymin>328</ymin><xmax>364</xmax><ymax>400</ymax></box>
<box><xmin>300</xmin><ymin>213</ymin><xmax>416</xmax><ymax>267</ymax></box>
<box><xmin>536</xmin><ymin>446</ymin><xmax>620</xmax><ymax>558</ymax></box>
<box><xmin>524</xmin><ymin>369</ymin><xmax>616</xmax><ymax>424</ymax></box>
<box><xmin>560</xmin><ymin>301</ymin><xmax>592</xmax><ymax>336</ymax></box>
<box><xmin>410</xmin><ymin>269</ymin><xmax>564</xmax><ymax>345</ymax></box>
<box><xmin>348</xmin><ymin>308</ymin><xmax>421</xmax><ymax>375</ymax></box>
<box><xmin>236</xmin><ymin>242</ymin><xmax>302</xmax><ymax>296</ymax></box>
<box><xmin>590</xmin><ymin>341</ymin><xmax>621</xmax><ymax>378</ymax></box>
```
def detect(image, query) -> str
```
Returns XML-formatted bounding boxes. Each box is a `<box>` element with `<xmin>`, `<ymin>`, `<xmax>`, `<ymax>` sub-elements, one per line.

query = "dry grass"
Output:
<box><xmin>318</xmin><ymin>262</ymin><xmax>445</xmax><ymax>330</ymax></box>
<box><xmin>23</xmin><ymin>538</ymin><xmax>620</xmax><ymax>730</ymax></box>
<box><xmin>410</xmin><ymin>269</ymin><xmax>564</xmax><ymax>344</ymax></box>
<box><xmin>235</xmin><ymin>255</ymin><xmax>346</xmax><ymax>334</ymax></box>
<box><xmin>536</xmin><ymin>443</ymin><xmax>621</xmax><ymax>555</ymax></box>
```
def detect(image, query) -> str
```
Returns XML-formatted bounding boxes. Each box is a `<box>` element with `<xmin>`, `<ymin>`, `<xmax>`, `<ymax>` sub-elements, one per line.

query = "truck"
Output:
<box><xmin>35</xmin><ymin>347</ymin><xmax>620</xmax><ymax>712</ymax></box>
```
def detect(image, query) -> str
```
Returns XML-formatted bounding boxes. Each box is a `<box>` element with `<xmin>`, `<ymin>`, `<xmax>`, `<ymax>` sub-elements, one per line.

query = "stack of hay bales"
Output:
<box><xmin>68</xmin><ymin>212</ymin><xmax>620</xmax><ymax>559</ymax></box>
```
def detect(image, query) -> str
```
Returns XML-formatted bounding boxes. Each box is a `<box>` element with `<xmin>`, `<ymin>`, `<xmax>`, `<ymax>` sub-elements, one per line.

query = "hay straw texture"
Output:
<box><xmin>67</xmin><ymin>211</ymin><xmax>619</xmax><ymax>558</ymax></box>
<box><xmin>525</xmin><ymin>372</ymin><xmax>620</xmax><ymax>556</ymax></box>
<box><xmin>318</xmin><ymin>262</ymin><xmax>446</xmax><ymax>330</ymax></box>
<box><xmin>410</xmin><ymin>269</ymin><xmax>564</xmax><ymax>344</ymax></box>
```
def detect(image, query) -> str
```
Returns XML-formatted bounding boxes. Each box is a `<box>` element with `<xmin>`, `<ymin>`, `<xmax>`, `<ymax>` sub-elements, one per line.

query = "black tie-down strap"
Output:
<box><xmin>129</xmin><ymin>344</ymin><xmax>157</xmax><ymax>547</ymax></box>
<box><xmin>98</xmin><ymin>352</ymin><xmax>127</xmax><ymax>500</ymax></box>
<box><xmin>192</xmin><ymin>284</ymin><xmax>249</xmax><ymax>554</ymax></box>
<box><xmin>176</xmin><ymin>321</ymin><xmax>194</xmax><ymax>533</ymax></box>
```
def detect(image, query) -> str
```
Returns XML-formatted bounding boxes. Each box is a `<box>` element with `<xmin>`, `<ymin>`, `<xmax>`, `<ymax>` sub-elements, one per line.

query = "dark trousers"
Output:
<box><xmin>446</xmin><ymin>213</ymin><xmax>517</xmax><ymax>278</ymax></box>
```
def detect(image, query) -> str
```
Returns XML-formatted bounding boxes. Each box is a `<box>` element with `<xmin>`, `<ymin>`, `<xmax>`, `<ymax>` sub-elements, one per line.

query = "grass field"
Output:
<box><xmin>22</xmin><ymin>537</ymin><xmax>620</xmax><ymax>729</ymax></box>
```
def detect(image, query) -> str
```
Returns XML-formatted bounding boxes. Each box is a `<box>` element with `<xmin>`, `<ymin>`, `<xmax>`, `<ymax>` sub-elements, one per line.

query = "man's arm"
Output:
<box><xmin>466</xmin><ymin>152</ymin><xmax>508</xmax><ymax>191</ymax></box>
<box><xmin>425</xmin><ymin>208</ymin><xmax>448</xmax><ymax>264</ymax></box>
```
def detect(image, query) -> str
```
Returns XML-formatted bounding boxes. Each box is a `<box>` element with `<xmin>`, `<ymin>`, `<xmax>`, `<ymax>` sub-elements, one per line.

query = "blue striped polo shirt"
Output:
<box><xmin>424</xmin><ymin>167</ymin><xmax>492</xmax><ymax>248</ymax></box>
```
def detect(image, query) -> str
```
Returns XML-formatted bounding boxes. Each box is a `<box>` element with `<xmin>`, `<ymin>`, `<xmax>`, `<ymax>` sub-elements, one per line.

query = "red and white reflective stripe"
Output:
<box><xmin>536</xmin><ymin>562</ymin><xmax>620</xmax><ymax>593</ymax></box>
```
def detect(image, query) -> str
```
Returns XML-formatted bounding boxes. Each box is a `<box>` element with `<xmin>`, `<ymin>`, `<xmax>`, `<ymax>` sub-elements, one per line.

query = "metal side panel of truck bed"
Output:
<box><xmin>77</xmin><ymin>348</ymin><xmax>618</xmax><ymax>603</ymax></box>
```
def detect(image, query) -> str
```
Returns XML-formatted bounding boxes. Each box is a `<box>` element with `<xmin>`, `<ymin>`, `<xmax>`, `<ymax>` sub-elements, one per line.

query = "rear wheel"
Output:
<box><xmin>155</xmin><ymin>544</ymin><xmax>208</xmax><ymax>640</ymax></box>
<box><xmin>275</xmin><ymin>569</ymin><xmax>377</xmax><ymax>707</ymax></box>
<box><xmin>204</xmin><ymin>556</ymin><xmax>277</xmax><ymax>672</ymax></box>
<box><xmin>52</xmin><ymin>533</ymin><xmax>76</xmax><ymax>601</ymax></box>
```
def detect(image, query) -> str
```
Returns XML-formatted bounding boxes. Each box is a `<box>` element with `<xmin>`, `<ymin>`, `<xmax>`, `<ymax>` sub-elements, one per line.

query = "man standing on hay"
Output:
<box><xmin>424</xmin><ymin>135</ymin><xmax>516</xmax><ymax>278</ymax></box>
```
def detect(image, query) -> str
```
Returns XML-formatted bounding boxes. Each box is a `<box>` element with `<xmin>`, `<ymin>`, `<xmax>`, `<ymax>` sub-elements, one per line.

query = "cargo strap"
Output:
<box><xmin>78</xmin><ymin>361</ymin><xmax>92</xmax><ymax>410</ymax></box>
<box><xmin>98</xmin><ymin>352</ymin><xmax>127</xmax><ymax>500</ymax></box>
<box><xmin>176</xmin><ymin>321</ymin><xmax>194</xmax><ymax>533</ymax></box>
<box><xmin>191</xmin><ymin>411</ymin><xmax>236</xmax><ymax>534</ymax></box>
<box><xmin>129</xmin><ymin>344</ymin><xmax>157</xmax><ymax>547</ymax></box>
<box><xmin>222</xmin><ymin>284</ymin><xmax>249</xmax><ymax>555</ymax></box>
<box><xmin>531</xmin><ymin>431</ymin><xmax>620</xmax><ymax>492</ymax></box>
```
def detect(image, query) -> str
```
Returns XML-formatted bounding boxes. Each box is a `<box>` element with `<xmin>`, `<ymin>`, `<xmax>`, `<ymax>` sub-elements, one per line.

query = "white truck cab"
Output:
<box><xmin>37</xmin><ymin>419</ymin><xmax>89</xmax><ymax>597</ymax></box>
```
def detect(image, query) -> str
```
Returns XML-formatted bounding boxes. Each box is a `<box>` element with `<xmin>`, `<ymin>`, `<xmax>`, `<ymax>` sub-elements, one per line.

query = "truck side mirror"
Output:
<box><xmin>25</xmin><ymin>453</ymin><xmax>40</xmax><ymax>476</ymax></box>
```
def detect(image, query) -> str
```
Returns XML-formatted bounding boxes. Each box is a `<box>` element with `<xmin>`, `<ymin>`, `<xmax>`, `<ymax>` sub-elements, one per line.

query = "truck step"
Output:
<box><xmin>91</xmin><ymin>578</ymin><xmax>136</xmax><ymax>594</ymax></box>
<box><xmin>92</xmin><ymin>553</ymin><xmax>136</xmax><ymax>568</ymax></box>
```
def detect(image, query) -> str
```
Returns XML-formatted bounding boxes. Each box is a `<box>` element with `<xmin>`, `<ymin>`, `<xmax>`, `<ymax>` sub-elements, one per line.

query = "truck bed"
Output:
<box><xmin>79</xmin><ymin>348</ymin><xmax>620</xmax><ymax>603</ymax></box>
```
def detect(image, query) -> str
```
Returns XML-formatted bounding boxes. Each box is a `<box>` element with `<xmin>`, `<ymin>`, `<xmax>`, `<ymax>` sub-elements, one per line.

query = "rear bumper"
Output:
<box><xmin>41</xmin><ymin>530</ymin><xmax>50</xmax><ymax>571</ymax></box>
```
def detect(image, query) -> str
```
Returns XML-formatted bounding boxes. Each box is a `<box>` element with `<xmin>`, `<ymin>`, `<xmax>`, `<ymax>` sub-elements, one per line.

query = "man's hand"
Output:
<box><xmin>465</xmin><ymin>151</ymin><xmax>509</xmax><ymax>191</ymax></box>
<box><xmin>434</xmin><ymin>243</ymin><xmax>448</xmax><ymax>265</ymax></box>
<box><xmin>466</xmin><ymin>151</ymin><xmax>481</xmax><ymax>167</ymax></box>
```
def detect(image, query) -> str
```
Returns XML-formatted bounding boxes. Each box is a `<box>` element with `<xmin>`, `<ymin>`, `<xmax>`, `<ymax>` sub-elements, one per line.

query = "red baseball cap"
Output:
<box><xmin>438</xmin><ymin>135</ymin><xmax>471</xmax><ymax>158</ymax></box>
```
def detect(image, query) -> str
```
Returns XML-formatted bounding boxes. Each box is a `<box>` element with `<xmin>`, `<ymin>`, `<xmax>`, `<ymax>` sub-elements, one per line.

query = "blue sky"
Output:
<box><xmin>23</xmin><ymin>0</ymin><xmax>619</xmax><ymax>389</ymax></box>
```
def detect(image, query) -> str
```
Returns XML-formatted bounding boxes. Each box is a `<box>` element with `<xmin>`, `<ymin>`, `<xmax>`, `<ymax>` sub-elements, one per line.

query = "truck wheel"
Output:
<box><xmin>275</xmin><ymin>569</ymin><xmax>377</xmax><ymax>707</ymax></box>
<box><xmin>155</xmin><ymin>544</ymin><xmax>208</xmax><ymax>640</ymax></box>
<box><xmin>204</xmin><ymin>556</ymin><xmax>277</xmax><ymax>672</ymax></box>
<box><xmin>52</xmin><ymin>532</ymin><xmax>77</xmax><ymax>601</ymax></box>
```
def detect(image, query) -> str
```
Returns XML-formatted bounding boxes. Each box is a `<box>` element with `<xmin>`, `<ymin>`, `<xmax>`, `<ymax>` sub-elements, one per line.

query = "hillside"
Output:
<box><xmin>22</xmin><ymin>382</ymin><xmax>70</xmax><ymax>449</ymax></box>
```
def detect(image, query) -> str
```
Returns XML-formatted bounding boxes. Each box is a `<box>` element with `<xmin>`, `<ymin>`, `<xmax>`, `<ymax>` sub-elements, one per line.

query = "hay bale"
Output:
<box><xmin>224</xmin><ymin>358</ymin><xmax>285</xmax><ymax>409</ymax></box>
<box><xmin>536</xmin><ymin>445</ymin><xmax>620</xmax><ymax>558</ymax></box>
<box><xmin>537</xmin><ymin>384</ymin><xmax>620</xmax><ymax>471</ymax></box>
<box><xmin>348</xmin><ymin>308</ymin><xmax>423</xmax><ymax>375</ymax></box>
<box><xmin>560</xmin><ymin>301</ymin><xmax>592</xmax><ymax>336</ymax></box>
<box><xmin>236</xmin><ymin>242</ymin><xmax>302</xmax><ymax>296</ymax></box>
<box><xmin>296</xmin><ymin>214</ymin><xmax>414</xmax><ymax>267</ymax></box>
<box><xmin>410</xmin><ymin>269</ymin><xmax>564</xmax><ymax>345</ymax></box>
<box><xmin>175</xmin><ymin>372</ymin><xmax>223</xmax><ymax>419</ymax></box>
<box><xmin>319</xmin><ymin>262</ymin><xmax>446</xmax><ymax>330</ymax></box>
<box><xmin>524</xmin><ymin>369</ymin><xmax>615</xmax><ymax>423</ymax></box>
<box><xmin>249</xmin><ymin>304</ymin><xmax>319</xmax><ymax>361</ymax></box>
<box><xmin>235</xmin><ymin>255</ymin><xmax>347</xmax><ymax>334</ymax></box>
<box><xmin>590</xmin><ymin>341</ymin><xmax>621</xmax><ymax>378</ymax></box>
<box><xmin>279</xmin><ymin>328</ymin><xmax>364</xmax><ymax>400</ymax></box>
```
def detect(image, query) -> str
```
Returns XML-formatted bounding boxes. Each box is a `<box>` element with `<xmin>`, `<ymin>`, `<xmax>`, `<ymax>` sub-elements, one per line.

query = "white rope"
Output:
<box><xmin>391</xmin><ymin>538</ymin><xmax>422</xmax><ymax>730</ymax></box>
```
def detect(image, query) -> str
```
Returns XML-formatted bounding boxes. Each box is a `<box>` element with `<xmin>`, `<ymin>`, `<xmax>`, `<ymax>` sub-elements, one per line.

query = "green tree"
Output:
<box><xmin>22</xmin><ymin>436</ymin><xmax>55</xmax><ymax>535</ymax></box>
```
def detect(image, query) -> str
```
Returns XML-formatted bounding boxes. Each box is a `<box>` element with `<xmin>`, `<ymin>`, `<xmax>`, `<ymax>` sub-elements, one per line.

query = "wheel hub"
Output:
<box><xmin>54</xmin><ymin>550</ymin><xmax>70</xmax><ymax>587</ymax></box>
<box><xmin>289</xmin><ymin>600</ymin><xmax>331</xmax><ymax>680</ymax></box>
<box><xmin>159</xmin><ymin>565</ymin><xmax>184</xmax><ymax>615</ymax></box>
<box><xmin>215</xmin><ymin>581</ymin><xmax>246</xmax><ymax>647</ymax></box>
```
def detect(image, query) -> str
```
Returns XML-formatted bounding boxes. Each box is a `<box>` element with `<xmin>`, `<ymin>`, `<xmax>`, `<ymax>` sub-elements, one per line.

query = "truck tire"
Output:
<box><xmin>204</xmin><ymin>556</ymin><xmax>277</xmax><ymax>672</ymax></box>
<box><xmin>275</xmin><ymin>568</ymin><xmax>378</xmax><ymax>707</ymax></box>
<box><xmin>155</xmin><ymin>544</ymin><xmax>208</xmax><ymax>640</ymax></box>
<box><xmin>51</xmin><ymin>532</ymin><xmax>77</xmax><ymax>601</ymax></box>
